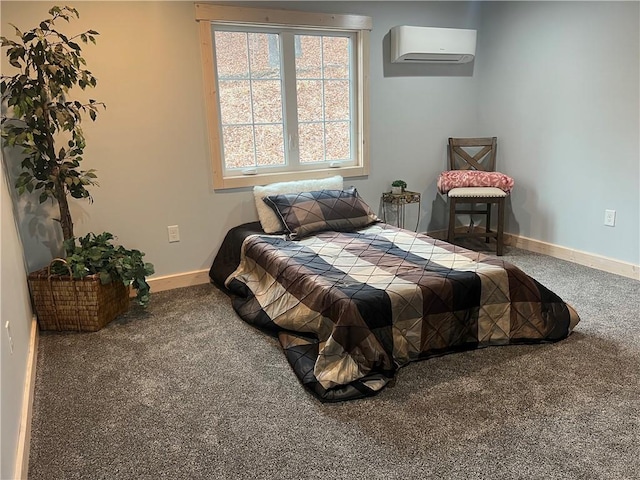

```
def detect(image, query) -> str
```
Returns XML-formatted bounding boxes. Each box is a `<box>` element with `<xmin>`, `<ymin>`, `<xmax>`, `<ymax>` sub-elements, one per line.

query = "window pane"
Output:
<box><xmin>324</xmin><ymin>80</ymin><xmax>350</xmax><ymax>121</ymax></box>
<box><xmin>295</xmin><ymin>34</ymin><xmax>353</xmax><ymax>166</ymax></box>
<box><xmin>297</xmin><ymin>80</ymin><xmax>323</xmax><ymax>122</ymax></box>
<box><xmin>325</xmin><ymin>122</ymin><xmax>350</xmax><ymax>160</ymax></box>
<box><xmin>248</xmin><ymin>32</ymin><xmax>280</xmax><ymax>79</ymax></box>
<box><xmin>299</xmin><ymin>123</ymin><xmax>324</xmax><ymax>163</ymax></box>
<box><xmin>295</xmin><ymin>35</ymin><xmax>322</xmax><ymax>79</ymax></box>
<box><xmin>323</xmin><ymin>36</ymin><xmax>349</xmax><ymax>79</ymax></box>
<box><xmin>222</xmin><ymin>125</ymin><xmax>255</xmax><ymax>169</ymax></box>
<box><xmin>218</xmin><ymin>80</ymin><xmax>252</xmax><ymax>124</ymax></box>
<box><xmin>214</xmin><ymin>31</ymin><xmax>249</xmax><ymax>79</ymax></box>
<box><xmin>202</xmin><ymin>9</ymin><xmax>368</xmax><ymax>188</ymax></box>
<box><xmin>252</xmin><ymin>80</ymin><xmax>282</xmax><ymax>124</ymax></box>
<box><xmin>255</xmin><ymin>124</ymin><xmax>285</xmax><ymax>166</ymax></box>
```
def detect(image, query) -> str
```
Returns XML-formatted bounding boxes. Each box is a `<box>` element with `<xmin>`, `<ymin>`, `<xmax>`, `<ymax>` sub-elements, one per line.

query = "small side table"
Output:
<box><xmin>382</xmin><ymin>190</ymin><xmax>421</xmax><ymax>231</ymax></box>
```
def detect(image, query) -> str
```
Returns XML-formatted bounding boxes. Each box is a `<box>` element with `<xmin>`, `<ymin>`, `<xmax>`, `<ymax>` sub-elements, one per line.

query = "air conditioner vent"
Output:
<box><xmin>390</xmin><ymin>26</ymin><xmax>477</xmax><ymax>64</ymax></box>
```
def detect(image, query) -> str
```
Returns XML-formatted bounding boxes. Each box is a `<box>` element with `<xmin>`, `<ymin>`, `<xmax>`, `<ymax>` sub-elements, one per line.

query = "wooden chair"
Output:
<box><xmin>445</xmin><ymin>137</ymin><xmax>507</xmax><ymax>255</ymax></box>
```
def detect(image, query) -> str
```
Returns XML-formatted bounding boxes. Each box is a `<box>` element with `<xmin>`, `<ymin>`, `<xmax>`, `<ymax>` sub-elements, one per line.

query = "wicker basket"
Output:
<box><xmin>28</xmin><ymin>258</ymin><xmax>130</xmax><ymax>332</ymax></box>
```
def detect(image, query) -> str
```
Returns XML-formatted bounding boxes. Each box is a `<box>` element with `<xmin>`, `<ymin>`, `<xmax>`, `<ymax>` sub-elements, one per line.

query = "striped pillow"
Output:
<box><xmin>263</xmin><ymin>187</ymin><xmax>379</xmax><ymax>239</ymax></box>
<box><xmin>253</xmin><ymin>175</ymin><xmax>343</xmax><ymax>233</ymax></box>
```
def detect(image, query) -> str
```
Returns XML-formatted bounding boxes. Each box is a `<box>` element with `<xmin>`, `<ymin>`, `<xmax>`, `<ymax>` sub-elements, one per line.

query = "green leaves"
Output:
<box><xmin>6</xmin><ymin>45</ymin><xmax>26</xmax><ymax>68</ymax></box>
<box><xmin>3</xmin><ymin>8</ymin><xmax>151</xmax><ymax>309</ymax></box>
<box><xmin>58</xmin><ymin>232</ymin><xmax>155</xmax><ymax>307</ymax></box>
<box><xmin>15</xmin><ymin>171</ymin><xmax>33</xmax><ymax>195</ymax></box>
<box><xmin>1</xmin><ymin>5</ymin><xmax>105</xmax><ymax>240</ymax></box>
<box><xmin>48</xmin><ymin>6</ymin><xmax>79</xmax><ymax>22</ymax></box>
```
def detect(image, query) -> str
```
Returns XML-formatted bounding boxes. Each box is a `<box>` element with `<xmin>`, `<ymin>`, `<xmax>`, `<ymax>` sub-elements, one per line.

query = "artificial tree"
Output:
<box><xmin>1</xmin><ymin>6</ymin><xmax>153</xmax><ymax>307</ymax></box>
<box><xmin>1</xmin><ymin>5</ymin><xmax>102</xmax><ymax>240</ymax></box>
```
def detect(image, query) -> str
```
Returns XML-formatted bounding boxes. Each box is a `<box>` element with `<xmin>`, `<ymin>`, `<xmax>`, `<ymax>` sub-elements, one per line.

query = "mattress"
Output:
<box><xmin>210</xmin><ymin>222</ymin><xmax>580</xmax><ymax>402</ymax></box>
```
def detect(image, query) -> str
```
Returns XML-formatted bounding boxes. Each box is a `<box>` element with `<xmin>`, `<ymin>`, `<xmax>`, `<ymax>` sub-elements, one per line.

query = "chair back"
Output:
<box><xmin>448</xmin><ymin>137</ymin><xmax>497</xmax><ymax>171</ymax></box>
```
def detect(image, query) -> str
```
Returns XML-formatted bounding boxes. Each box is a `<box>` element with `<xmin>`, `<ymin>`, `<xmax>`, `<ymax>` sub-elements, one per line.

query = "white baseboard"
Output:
<box><xmin>426</xmin><ymin>227</ymin><xmax>639</xmax><ymax>280</ymax></box>
<box><xmin>15</xmin><ymin>316</ymin><xmax>38</xmax><ymax>480</ymax></box>
<box><xmin>142</xmin><ymin>235</ymin><xmax>639</xmax><ymax>296</ymax></box>
<box><xmin>505</xmin><ymin>233</ymin><xmax>640</xmax><ymax>280</ymax></box>
<box><xmin>147</xmin><ymin>269</ymin><xmax>211</xmax><ymax>293</ymax></box>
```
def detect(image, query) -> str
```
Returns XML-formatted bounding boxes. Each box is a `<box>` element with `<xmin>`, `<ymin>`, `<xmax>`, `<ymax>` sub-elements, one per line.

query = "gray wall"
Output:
<box><xmin>3</xmin><ymin>1</ymin><xmax>637</xmax><ymax>277</ymax></box>
<box><xmin>476</xmin><ymin>1</ymin><xmax>640</xmax><ymax>264</ymax></box>
<box><xmin>1</xmin><ymin>166</ymin><xmax>34</xmax><ymax>480</ymax></box>
<box><xmin>1</xmin><ymin>1</ymin><xmax>486</xmax><ymax>278</ymax></box>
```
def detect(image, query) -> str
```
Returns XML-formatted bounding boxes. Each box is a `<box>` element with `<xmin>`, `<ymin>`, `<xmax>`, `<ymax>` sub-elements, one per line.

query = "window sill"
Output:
<box><xmin>213</xmin><ymin>164</ymin><xmax>369</xmax><ymax>190</ymax></box>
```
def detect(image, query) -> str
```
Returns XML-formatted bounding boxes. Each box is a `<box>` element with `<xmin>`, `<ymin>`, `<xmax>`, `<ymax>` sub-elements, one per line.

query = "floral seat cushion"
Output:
<box><xmin>437</xmin><ymin>170</ymin><xmax>514</xmax><ymax>195</ymax></box>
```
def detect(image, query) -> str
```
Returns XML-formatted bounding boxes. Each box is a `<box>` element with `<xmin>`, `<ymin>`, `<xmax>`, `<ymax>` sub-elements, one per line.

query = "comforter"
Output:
<box><xmin>210</xmin><ymin>222</ymin><xmax>580</xmax><ymax>402</ymax></box>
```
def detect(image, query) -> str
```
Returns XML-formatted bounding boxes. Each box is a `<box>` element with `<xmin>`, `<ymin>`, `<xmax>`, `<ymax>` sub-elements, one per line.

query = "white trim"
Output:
<box><xmin>146</xmin><ymin>269</ymin><xmax>211</xmax><ymax>293</ymax></box>
<box><xmin>140</xmin><ymin>233</ymin><xmax>639</xmax><ymax>294</ymax></box>
<box><xmin>196</xmin><ymin>3</ymin><xmax>371</xmax><ymax>190</ymax></box>
<box><xmin>195</xmin><ymin>4</ymin><xmax>373</xmax><ymax>30</ymax></box>
<box><xmin>15</xmin><ymin>316</ymin><xmax>38</xmax><ymax>480</ymax></box>
<box><xmin>505</xmin><ymin>233</ymin><xmax>640</xmax><ymax>281</ymax></box>
<box><xmin>426</xmin><ymin>227</ymin><xmax>639</xmax><ymax>280</ymax></box>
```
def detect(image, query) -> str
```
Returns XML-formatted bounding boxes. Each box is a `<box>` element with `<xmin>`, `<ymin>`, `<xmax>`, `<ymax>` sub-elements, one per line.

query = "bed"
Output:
<box><xmin>211</xmin><ymin>180</ymin><xmax>580</xmax><ymax>401</ymax></box>
<box><xmin>210</xmin><ymin>214</ymin><xmax>580</xmax><ymax>402</ymax></box>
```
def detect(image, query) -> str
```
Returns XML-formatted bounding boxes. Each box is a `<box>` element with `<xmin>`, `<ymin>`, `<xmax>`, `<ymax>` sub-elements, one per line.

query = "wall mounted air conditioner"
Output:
<box><xmin>390</xmin><ymin>26</ymin><xmax>477</xmax><ymax>64</ymax></box>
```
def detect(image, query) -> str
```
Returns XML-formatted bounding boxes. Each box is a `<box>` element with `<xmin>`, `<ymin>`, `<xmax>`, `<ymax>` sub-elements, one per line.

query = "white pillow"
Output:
<box><xmin>253</xmin><ymin>175</ymin><xmax>344</xmax><ymax>233</ymax></box>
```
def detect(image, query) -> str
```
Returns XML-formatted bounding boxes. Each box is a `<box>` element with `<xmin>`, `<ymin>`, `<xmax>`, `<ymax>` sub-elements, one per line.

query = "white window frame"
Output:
<box><xmin>196</xmin><ymin>3</ymin><xmax>372</xmax><ymax>189</ymax></box>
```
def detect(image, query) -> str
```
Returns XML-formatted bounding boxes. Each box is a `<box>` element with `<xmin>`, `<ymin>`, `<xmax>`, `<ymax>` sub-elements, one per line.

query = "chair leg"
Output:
<box><xmin>485</xmin><ymin>202</ymin><xmax>491</xmax><ymax>243</ymax></box>
<box><xmin>496</xmin><ymin>198</ymin><xmax>505</xmax><ymax>256</ymax></box>
<box><xmin>447</xmin><ymin>198</ymin><xmax>456</xmax><ymax>243</ymax></box>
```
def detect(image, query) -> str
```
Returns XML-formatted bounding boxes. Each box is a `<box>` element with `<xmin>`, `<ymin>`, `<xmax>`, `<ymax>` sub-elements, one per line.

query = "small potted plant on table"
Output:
<box><xmin>391</xmin><ymin>180</ymin><xmax>407</xmax><ymax>194</ymax></box>
<box><xmin>1</xmin><ymin>6</ymin><xmax>154</xmax><ymax>331</ymax></box>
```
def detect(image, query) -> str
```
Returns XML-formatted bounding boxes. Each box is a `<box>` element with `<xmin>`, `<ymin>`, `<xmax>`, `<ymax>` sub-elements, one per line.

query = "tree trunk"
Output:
<box><xmin>40</xmin><ymin>78</ymin><xmax>74</xmax><ymax>241</ymax></box>
<box><xmin>54</xmin><ymin>177</ymin><xmax>74</xmax><ymax>240</ymax></box>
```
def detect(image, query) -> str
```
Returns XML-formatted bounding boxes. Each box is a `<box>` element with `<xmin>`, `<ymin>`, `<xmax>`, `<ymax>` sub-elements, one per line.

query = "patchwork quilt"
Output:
<box><xmin>210</xmin><ymin>222</ymin><xmax>580</xmax><ymax>402</ymax></box>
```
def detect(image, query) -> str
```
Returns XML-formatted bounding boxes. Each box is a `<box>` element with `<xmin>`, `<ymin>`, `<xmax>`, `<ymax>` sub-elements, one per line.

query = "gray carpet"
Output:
<box><xmin>28</xmin><ymin>248</ymin><xmax>640</xmax><ymax>480</ymax></box>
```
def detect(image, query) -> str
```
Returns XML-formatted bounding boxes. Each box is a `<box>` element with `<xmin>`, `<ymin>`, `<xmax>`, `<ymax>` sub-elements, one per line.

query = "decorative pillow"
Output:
<box><xmin>253</xmin><ymin>175</ymin><xmax>343</xmax><ymax>233</ymax></box>
<box><xmin>263</xmin><ymin>187</ymin><xmax>379</xmax><ymax>239</ymax></box>
<box><xmin>437</xmin><ymin>170</ymin><xmax>515</xmax><ymax>194</ymax></box>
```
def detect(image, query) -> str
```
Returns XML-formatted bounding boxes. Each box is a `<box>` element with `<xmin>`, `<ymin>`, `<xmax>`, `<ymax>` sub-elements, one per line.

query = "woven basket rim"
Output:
<box><xmin>28</xmin><ymin>268</ymin><xmax>102</xmax><ymax>281</ymax></box>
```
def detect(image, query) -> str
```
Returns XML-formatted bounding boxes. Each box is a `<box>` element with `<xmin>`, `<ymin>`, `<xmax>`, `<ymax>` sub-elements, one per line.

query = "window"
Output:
<box><xmin>196</xmin><ymin>4</ymin><xmax>372</xmax><ymax>189</ymax></box>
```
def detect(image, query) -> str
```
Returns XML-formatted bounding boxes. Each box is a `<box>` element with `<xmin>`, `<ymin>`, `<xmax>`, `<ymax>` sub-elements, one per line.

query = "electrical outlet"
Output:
<box><xmin>5</xmin><ymin>321</ymin><xmax>14</xmax><ymax>354</ymax></box>
<box><xmin>604</xmin><ymin>210</ymin><xmax>616</xmax><ymax>227</ymax></box>
<box><xmin>167</xmin><ymin>225</ymin><xmax>180</xmax><ymax>243</ymax></box>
